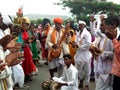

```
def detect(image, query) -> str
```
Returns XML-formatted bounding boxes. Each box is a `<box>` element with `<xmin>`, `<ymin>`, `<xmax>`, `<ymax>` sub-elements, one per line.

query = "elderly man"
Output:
<box><xmin>74</xmin><ymin>20</ymin><xmax>92</xmax><ymax>90</ymax></box>
<box><xmin>46</xmin><ymin>17</ymin><xmax>70</xmax><ymax>78</ymax></box>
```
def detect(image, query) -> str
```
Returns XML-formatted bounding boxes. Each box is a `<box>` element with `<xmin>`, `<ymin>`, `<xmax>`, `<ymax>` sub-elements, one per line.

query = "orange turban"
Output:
<box><xmin>53</xmin><ymin>17</ymin><xmax>63</xmax><ymax>24</ymax></box>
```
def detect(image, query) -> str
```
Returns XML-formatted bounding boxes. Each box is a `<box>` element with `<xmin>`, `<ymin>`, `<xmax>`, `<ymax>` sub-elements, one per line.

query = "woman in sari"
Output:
<box><xmin>21</xmin><ymin>17</ymin><xmax>37</xmax><ymax>82</ymax></box>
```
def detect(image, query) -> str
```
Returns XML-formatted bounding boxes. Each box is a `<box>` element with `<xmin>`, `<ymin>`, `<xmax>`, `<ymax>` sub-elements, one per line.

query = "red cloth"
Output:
<box><xmin>22</xmin><ymin>31</ymin><xmax>36</xmax><ymax>75</ymax></box>
<box><xmin>22</xmin><ymin>45</ymin><xmax>36</xmax><ymax>75</ymax></box>
<box><xmin>41</xmin><ymin>38</ymin><xmax>48</xmax><ymax>59</ymax></box>
<box><xmin>22</xmin><ymin>31</ymin><xmax>29</xmax><ymax>41</ymax></box>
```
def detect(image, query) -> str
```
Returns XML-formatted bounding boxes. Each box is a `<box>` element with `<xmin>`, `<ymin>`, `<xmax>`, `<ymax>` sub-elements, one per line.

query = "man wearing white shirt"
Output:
<box><xmin>46</xmin><ymin>18</ymin><xmax>70</xmax><ymax>78</ymax></box>
<box><xmin>0</xmin><ymin>35</ymin><xmax>23</xmax><ymax>90</ymax></box>
<box><xmin>0</xmin><ymin>12</ymin><xmax>12</xmax><ymax>39</ymax></box>
<box><xmin>90</xmin><ymin>14</ymin><xmax>97</xmax><ymax>37</ymax></box>
<box><xmin>95</xmin><ymin>19</ymin><xmax>114</xmax><ymax>90</ymax></box>
<box><xmin>74</xmin><ymin>20</ymin><xmax>92</xmax><ymax>90</ymax></box>
<box><xmin>52</xmin><ymin>54</ymin><xmax>78</xmax><ymax>90</ymax></box>
<box><xmin>91</xmin><ymin>14</ymin><xmax>106</xmax><ymax>84</ymax></box>
<box><xmin>0</xmin><ymin>12</ymin><xmax>24</xmax><ymax>90</ymax></box>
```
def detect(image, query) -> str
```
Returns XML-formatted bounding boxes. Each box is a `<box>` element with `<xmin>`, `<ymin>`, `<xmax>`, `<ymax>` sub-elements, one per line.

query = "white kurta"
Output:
<box><xmin>94</xmin><ymin>18</ymin><xmax>102</xmax><ymax>38</ymax></box>
<box><xmin>0</xmin><ymin>45</ymin><xmax>13</xmax><ymax>90</ymax></box>
<box><xmin>95</xmin><ymin>35</ymin><xmax>114</xmax><ymax>90</ymax></box>
<box><xmin>90</xmin><ymin>20</ymin><xmax>97</xmax><ymax>37</ymax></box>
<box><xmin>12</xmin><ymin>64</ymin><xmax>25</xmax><ymax>87</ymax></box>
<box><xmin>0</xmin><ymin>27</ymin><xmax>25</xmax><ymax>88</ymax></box>
<box><xmin>46</xmin><ymin>28</ymin><xmax>70</xmax><ymax>74</ymax></box>
<box><xmin>46</xmin><ymin>29</ymin><xmax>70</xmax><ymax>58</ymax></box>
<box><xmin>74</xmin><ymin>28</ymin><xmax>92</xmax><ymax>85</ymax></box>
<box><xmin>46</xmin><ymin>29</ymin><xmax>63</xmax><ymax>58</ymax></box>
<box><xmin>74</xmin><ymin>28</ymin><xmax>92</xmax><ymax>62</ymax></box>
<box><xmin>0</xmin><ymin>27</ymin><xmax>14</xmax><ymax>90</ymax></box>
<box><xmin>46</xmin><ymin>29</ymin><xmax>64</xmax><ymax>69</ymax></box>
<box><xmin>53</xmin><ymin>64</ymin><xmax>78</xmax><ymax>90</ymax></box>
<box><xmin>0</xmin><ymin>28</ymin><xmax>10</xmax><ymax>39</ymax></box>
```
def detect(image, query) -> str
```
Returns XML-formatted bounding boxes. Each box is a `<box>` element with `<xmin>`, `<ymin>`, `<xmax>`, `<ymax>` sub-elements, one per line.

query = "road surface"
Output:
<box><xmin>14</xmin><ymin>60</ymin><xmax>95</xmax><ymax>90</ymax></box>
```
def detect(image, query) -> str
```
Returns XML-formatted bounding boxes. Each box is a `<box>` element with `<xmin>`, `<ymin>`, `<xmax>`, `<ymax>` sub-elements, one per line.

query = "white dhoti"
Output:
<box><xmin>61</xmin><ymin>86</ymin><xmax>77</xmax><ymax>90</ymax></box>
<box><xmin>12</xmin><ymin>64</ymin><xmax>25</xmax><ymax>87</ymax></box>
<box><xmin>48</xmin><ymin>58</ymin><xmax>64</xmax><ymax>77</ymax></box>
<box><xmin>75</xmin><ymin>61</ymin><xmax>91</xmax><ymax>85</ymax></box>
<box><xmin>95</xmin><ymin>74</ymin><xmax>113</xmax><ymax>90</ymax></box>
<box><xmin>94</xmin><ymin>60</ymin><xmax>99</xmax><ymax>84</ymax></box>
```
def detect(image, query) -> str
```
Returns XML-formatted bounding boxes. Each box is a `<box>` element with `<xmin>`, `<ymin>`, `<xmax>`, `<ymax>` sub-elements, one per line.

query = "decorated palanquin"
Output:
<box><xmin>14</xmin><ymin>7</ymin><xmax>23</xmax><ymax>25</ymax></box>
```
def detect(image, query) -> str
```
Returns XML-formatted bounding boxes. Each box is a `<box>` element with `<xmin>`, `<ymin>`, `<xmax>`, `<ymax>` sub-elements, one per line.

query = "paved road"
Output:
<box><xmin>14</xmin><ymin>60</ymin><xmax>95</xmax><ymax>90</ymax></box>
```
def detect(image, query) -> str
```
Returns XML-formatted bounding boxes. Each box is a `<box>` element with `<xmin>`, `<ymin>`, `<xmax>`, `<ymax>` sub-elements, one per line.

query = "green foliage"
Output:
<box><xmin>59</xmin><ymin>0</ymin><xmax>120</xmax><ymax>22</ymax></box>
<box><xmin>30</xmin><ymin>20</ymin><xmax>36</xmax><ymax>24</ymax></box>
<box><xmin>30</xmin><ymin>18</ymin><xmax>43</xmax><ymax>25</ymax></box>
<box><xmin>77</xmin><ymin>15</ymin><xmax>90</xmax><ymax>26</ymax></box>
<box><xmin>36</xmin><ymin>18</ymin><xmax>43</xmax><ymax>25</ymax></box>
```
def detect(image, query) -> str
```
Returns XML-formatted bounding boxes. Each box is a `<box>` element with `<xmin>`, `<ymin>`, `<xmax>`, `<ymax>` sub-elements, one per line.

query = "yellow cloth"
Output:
<box><xmin>2</xmin><ymin>79</ymin><xmax>7</xmax><ymax>90</ymax></box>
<box><xmin>22</xmin><ymin>17</ymin><xmax>30</xmax><ymax>24</ymax></box>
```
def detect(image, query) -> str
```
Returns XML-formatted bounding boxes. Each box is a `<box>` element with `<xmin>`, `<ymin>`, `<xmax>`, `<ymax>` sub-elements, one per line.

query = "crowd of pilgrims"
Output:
<box><xmin>0</xmin><ymin>7</ymin><xmax>120</xmax><ymax>90</ymax></box>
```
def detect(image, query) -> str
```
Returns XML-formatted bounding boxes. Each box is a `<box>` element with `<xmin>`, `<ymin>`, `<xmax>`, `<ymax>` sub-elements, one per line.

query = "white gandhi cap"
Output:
<box><xmin>78</xmin><ymin>20</ymin><xmax>86</xmax><ymax>26</ymax></box>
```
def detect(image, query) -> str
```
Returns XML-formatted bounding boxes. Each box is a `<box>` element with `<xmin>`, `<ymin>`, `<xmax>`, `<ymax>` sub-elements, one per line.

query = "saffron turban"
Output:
<box><xmin>53</xmin><ymin>18</ymin><xmax>63</xmax><ymax>24</ymax></box>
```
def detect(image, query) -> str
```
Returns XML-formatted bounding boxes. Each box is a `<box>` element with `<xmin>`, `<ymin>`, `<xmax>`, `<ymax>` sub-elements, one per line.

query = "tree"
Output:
<box><xmin>57</xmin><ymin>0</ymin><xmax>120</xmax><ymax>24</ymax></box>
<box><xmin>36</xmin><ymin>18</ymin><xmax>43</xmax><ymax>25</ymax></box>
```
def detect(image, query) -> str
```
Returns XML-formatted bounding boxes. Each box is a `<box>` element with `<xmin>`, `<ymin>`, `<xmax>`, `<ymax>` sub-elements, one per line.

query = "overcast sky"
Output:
<box><xmin>107</xmin><ymin>0</ymin><xmax>120</xmax><ymax>3</ymax></box>
<box><xmin>0</xmin><ymin>0</ymin><xmax>120</xmax><ymax>16</ymax></box>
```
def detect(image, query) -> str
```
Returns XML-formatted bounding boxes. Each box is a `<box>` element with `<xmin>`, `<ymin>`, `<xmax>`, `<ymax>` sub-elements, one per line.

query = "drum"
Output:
<box><xmin>50</xmin><ymin>47</ymin><xmax>61</xmax><ymax>59</ymax></box>
<box><xmin>41</xmin><ymin>79</ymin><xmax>60</xmax><ymax>90</ymax></box>
<box><xmin>50</xmin><ymin>82</ymin><xmax>60</xmax><ymax>90</ymax></box>
<box><xmin>41</xmin><ymin>79</ymin><xmax>53</xmax><ymax>90</ymax></box>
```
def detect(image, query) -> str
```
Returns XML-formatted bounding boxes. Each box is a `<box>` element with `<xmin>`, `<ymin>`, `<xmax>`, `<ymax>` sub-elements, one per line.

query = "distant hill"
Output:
<box><xmin>11</xmin><ymin>14</ymin><xmax>71</xmax><ymax>21</ymax></box>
